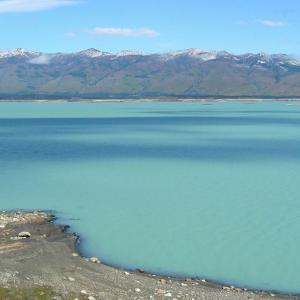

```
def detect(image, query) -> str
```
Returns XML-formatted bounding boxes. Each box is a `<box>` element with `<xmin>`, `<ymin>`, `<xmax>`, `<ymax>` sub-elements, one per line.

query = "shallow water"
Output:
<box><xmin>1</xmin><ymin>101</ymin><xmax>300</xmax><ymax>293</ymax></box>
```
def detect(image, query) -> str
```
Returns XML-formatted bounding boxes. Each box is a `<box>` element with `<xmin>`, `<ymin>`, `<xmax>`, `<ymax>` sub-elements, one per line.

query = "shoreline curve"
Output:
<box><xmin>0</xmin><ymin>210</ymin><xmax>298</xmax><ymax>300</ymax></box>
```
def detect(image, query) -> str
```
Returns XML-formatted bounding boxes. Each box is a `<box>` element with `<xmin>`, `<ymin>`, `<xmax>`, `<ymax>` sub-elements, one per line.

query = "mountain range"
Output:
<box><xmin>1</xmin><ymin>48</ymin><xmax>300</xmax><ymax>99</ymax></box>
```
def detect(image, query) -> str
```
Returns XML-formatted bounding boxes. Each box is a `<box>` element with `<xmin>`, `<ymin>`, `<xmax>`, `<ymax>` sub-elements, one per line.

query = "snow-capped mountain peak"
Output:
<box><xmin>77</xmin><ymin>48</ymin><xmax>111</xmax><ymax>58</ymax></box>
<box><xmin>0</xmin><ymin>48</ymin><xmax>40</xmax><ymax>58</ymax></box>
<box><xmin>162</xmin><ymin>48</ymin><xmax>218</xmax><ymax>61</ymax></box>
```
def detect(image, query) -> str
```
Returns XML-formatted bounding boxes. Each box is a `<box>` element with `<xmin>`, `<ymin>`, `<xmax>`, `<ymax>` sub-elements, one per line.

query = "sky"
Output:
<box><xmin>0</xmin><ymin>0</ymin><xmax>299</xmax><ymax>55</ymax></box>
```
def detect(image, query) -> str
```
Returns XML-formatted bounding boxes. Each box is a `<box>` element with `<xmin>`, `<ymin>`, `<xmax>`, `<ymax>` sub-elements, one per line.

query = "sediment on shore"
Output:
<box><xmin>0</xmin><ymin>211</ymin><xmax>297</xmax><ymax>300</ymax></box>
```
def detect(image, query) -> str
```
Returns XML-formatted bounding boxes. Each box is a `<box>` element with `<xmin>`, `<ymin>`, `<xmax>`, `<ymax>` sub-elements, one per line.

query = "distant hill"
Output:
<box><xmin>1</xmin><ymin>48</ymin><xmax>300</xmax><ymax>99</ymax></box>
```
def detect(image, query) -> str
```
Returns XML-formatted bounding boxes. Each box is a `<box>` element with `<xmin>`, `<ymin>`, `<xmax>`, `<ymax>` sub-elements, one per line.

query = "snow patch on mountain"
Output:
<box><xmin>116</xmin><ymin>50</ymin><xmax>145</xmax><ymax>56</ymax></box>
<box><xmin>0</xmin><ymin>48</ymin><xmax>40</xmax><ymax>59</ymax></box>
<box><xmin>161</xmin><ymin>48</ymin><xmax>218</xmax><ymax>61</ymax></box>
<box><xmin>77</xmin><ymin>48</ymin><xmax>111</xmax><ymax>58</ymax></box>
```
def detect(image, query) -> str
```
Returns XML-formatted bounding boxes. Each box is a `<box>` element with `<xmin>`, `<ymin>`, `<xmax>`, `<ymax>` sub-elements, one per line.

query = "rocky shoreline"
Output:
<box><xmin>0</xmin><ymin>211</ymin><xmax>298</xmax><ymax>300</ymax></box>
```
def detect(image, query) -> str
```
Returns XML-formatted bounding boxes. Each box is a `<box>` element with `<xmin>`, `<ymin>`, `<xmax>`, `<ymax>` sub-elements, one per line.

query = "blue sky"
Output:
<box><xmin>0</xmin><ymin>0</ymin><xmax>299</xmax><ymax>55</ymax></box>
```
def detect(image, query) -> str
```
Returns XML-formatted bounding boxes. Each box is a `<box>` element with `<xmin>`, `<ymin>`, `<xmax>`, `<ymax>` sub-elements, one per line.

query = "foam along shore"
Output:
<box><xmin>0</xmin><ymin>211</ymin><xmax>297</xmax><ymax>300</ymax></box>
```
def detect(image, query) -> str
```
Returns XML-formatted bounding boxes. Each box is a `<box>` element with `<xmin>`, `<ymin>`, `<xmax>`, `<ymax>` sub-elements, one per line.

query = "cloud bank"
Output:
<box><xmin>84</xmin><ymin>27</ymin><xmax>160</xmax><ymax>38</ymax></box>
<box><xmin>29</xmin><ymin>54</ymin><xmax>53</xmax><ymax>65</ymax></box>
<box><xmin>256</xmin><ymin>19</ymin><xmax>288</xmax><ymax>27</ymax></box>
<box><xmin>0</xmin><ymin>0</ymin><xmax>80</xmax><ymax>13</ymax></box>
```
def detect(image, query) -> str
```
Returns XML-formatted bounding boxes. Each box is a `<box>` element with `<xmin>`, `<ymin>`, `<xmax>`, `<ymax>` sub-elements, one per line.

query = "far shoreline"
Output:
<box><xmin>1</xmin><ymin>97</ymin><xmax>300</xmax><ymax>104</ymax></box>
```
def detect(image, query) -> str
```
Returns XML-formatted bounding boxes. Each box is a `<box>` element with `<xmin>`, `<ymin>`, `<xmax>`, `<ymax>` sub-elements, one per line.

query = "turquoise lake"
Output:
<box><xmin>1</xmin><ymin>101</ymin><xmax>300</xmax><ymax>293</ymax></box>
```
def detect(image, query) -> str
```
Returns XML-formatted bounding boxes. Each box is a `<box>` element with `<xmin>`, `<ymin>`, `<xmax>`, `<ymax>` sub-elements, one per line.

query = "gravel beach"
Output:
<box><xmin>0</xmin><ymin>211</ymin><xmax>298</xmax><ymax>300</ymax></box>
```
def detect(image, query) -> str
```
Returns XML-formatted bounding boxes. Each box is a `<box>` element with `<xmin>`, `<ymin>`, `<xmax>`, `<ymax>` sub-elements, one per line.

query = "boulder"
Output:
<box><xmin>18</xmin><ymin>231</ymin><xmax>31</xmax><ymax>238</ymax></box>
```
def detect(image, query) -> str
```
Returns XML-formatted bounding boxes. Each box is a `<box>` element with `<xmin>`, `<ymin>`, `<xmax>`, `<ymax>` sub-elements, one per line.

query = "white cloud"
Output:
<box><xmin>0</xmin><ymin>0</ymin><xmax>80</xmax><ymax>13</ymax></box>
<box><xmin>84</xmin><ymin>27</ymin><xmax>160</xmax><ymax>38</ymax></box>
<box><xmin>29</xmin><ymin>54</ymin><xmax>53</xmax><ymax>64</ymax></box>
<box><xmin>256</xmin><ymin>19</ymin><xmax>288</xmax><ymax>27</ymax></box>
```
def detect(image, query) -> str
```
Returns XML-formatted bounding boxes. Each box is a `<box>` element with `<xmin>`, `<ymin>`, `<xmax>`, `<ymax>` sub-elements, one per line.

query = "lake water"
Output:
<box><xmin>1</xmin><ymin>101</ymin><xmax>300</xmax><ymax>294</ymax></box>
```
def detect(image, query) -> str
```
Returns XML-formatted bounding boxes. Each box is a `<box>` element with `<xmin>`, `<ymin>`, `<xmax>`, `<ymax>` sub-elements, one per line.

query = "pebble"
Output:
<box><xmin>159</xmin><ymin>279</ymin><xmax>166</xmax><ymax>284</ymax></box>
<box><xmin>135</xmin><ymin>288</ymin><xmax>141</xmax><ymax>293</ymax></box>
<box><xmin>165</xmin><ymin>292</ymin><xmax>172</xmax><ymax>297</ymax></box>
<box><xmin>156</xmin><ymin>289</ymin><xmax>166</xmax><ymax>294</ymax></box>
<box><xmin>68</xmin><ymin>277</ymin><xmax>75</xmax><ymax>282</ymax></box>
<box><xmin>90</xmin><ymin>257</ymin><xmax>101</xmax><ymax>264</ymax></box>
<box><xmin>124</xmin><ymin>271</ymin><xmax>129</xmax><ymax>276</ymax></box>
<box><xmin>81</xmin><ymin>290</ymin><xmax>88</xmax><ymax>295</ymax></box>
<box><xmin>137</xmin><ymin>268</ymin><xmax>144</xmax><ymax>273</ymax></box>
<box><xmin>72</xmin><ymin>253</ymin><xmax>79</xmax><ymax>257</ymax></box>
<box><xmin>88</xmin><ymin>296</ymin><xmax>96</xmax><ymax>300</ymax></box>
<box><xmin>18</xmin><ymin>231</ymin><xmax>31</xmax><ymax>238</ymax></box>
<box><xmin>180</xmin><ymin>283</ymin><xmax>187</xmax><ymax>287</ymax></box>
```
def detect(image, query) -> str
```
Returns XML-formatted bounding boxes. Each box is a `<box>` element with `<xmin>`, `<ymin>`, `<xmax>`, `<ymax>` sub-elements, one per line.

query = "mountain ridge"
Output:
<box><xmin>1</xmin><ymin>47</ymin><xmax>299</xmax><ymax>61</ymax></box>
<box><xmin>1</xmin><ymin>48</ymin><xmax>300</xmax><ymax>99</ymax></box>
